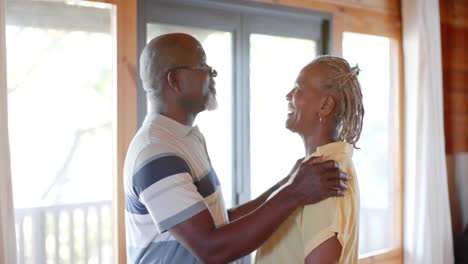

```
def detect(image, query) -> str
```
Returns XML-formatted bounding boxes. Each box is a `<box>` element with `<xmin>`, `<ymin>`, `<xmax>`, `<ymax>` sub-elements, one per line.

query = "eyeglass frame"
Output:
<box><xmin>166</xmin><ymin>64</ymin><xmax>217</xmax><ymax>77</ymax></box>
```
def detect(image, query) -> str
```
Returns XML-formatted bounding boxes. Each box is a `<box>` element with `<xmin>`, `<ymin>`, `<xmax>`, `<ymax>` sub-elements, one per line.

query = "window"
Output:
<box><xmin>249</xmin><ymin>34</ymin><xmax>316</xmax><ymax>198</ymax></box>
<box><xmin>6</xmin><ymin>1</ymin><xmax>115</xmax><ymax>263</ymax></box>
<box><xmin>342</xmin><ymin>32</ymin><xmax>401</xmax><ymax>256</ymax></box>
<box><xmin>138</xmin><ymin>0</ymin><xmax>329</xmax><ymax>209</ymax></box>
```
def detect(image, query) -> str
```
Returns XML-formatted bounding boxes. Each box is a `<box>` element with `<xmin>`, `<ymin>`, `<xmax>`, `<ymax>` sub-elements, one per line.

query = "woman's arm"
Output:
<box><xmin>304</xmin><ymin>235</ymin><xmax>342</xmax><ymax>264</ymax></box>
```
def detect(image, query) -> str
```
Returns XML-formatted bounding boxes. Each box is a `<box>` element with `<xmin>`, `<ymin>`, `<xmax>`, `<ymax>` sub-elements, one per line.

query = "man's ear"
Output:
<box><xmin>166</xmin><ymin>71</ymin><xmax>181</xmax><ymax>93</ymax></box>
<box><xmin>319</xmin><ymin>95</ymin><xmax>336</xmax><ymax>118</ymax></box>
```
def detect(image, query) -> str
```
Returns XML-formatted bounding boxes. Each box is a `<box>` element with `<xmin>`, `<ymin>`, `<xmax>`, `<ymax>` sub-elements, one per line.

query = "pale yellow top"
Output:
<box><xmin>255</xmin><ymin>142</ymin><xmax>360</xmax><ymax>264</ymax></box>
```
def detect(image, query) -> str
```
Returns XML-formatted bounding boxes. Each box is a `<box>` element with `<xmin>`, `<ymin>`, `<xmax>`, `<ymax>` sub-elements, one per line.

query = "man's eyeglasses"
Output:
<box><xmin>166</xmin><ymin>65</ymin><xmax>217</xmax><ymax>77</ymax></box>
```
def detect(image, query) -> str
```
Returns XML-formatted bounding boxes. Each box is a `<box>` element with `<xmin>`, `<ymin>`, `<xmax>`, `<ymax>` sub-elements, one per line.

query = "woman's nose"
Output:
<box><xmin>286</xmin><ymin>89</ymin><xmax>293</xmax><ymax>100</ymax></box>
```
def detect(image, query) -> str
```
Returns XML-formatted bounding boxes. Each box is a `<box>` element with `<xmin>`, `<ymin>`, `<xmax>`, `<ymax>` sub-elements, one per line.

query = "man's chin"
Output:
<box><xmin>205</xmin><ymin>93</ymin><xmax>218</xmax><ymax>111</ymax></box>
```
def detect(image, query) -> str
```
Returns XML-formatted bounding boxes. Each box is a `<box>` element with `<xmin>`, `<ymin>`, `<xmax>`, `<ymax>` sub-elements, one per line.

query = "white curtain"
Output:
<box><xmin>0</xmin><ymin>0</ymin><xmax>17</xmax><ymax>262</ymax></box>
<box><xmin>402</xmin><ymin>0</ymin><xmax>454</xmax><ymax>263</ymax></box>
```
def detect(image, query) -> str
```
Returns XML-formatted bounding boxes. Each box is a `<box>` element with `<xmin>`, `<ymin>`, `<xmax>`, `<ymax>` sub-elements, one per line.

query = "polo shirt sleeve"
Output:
<box><xmin>131</xmin><ymin>147</ymin><xmax>208</xmax><ymax>233</ymax></box>
<box><xmin>301</xmin><ymin>197</ymin><xmax>342</xmax><ymax>258</ymax></box>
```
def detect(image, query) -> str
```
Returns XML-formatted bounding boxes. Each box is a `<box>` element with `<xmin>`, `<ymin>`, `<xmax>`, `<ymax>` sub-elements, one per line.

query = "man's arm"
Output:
<box><xmin>170</xmin><ymin>158</ymin><xmax>349</xmax><ymax>264</ymax></box>
<box><xmin>304</xmin><ymin>236</ymin><xmax>342</xmax><ymax>264</ymax></box>
<box><xmin>227</xmin><ymin>158</ymin><xmax>303</xmax><ymax>222</ymax></box>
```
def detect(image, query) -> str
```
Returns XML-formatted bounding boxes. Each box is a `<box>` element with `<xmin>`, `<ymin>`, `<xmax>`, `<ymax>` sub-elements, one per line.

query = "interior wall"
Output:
<box><xmin>440</xmin><ymin>0</ymin><xmax>468</xmax><ymax>238</ymax></box>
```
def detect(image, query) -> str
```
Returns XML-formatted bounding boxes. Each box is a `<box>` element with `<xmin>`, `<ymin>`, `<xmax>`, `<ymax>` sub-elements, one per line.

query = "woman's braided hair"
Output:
<box><xmin>311</xmin><ymin>55</ymin><xmax>364</xmax><ymax>148</ymax></box>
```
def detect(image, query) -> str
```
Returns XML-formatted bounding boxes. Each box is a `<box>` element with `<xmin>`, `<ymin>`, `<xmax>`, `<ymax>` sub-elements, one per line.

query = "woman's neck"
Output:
<box><xmin>302</xmin><ymin>132</ymin><xmax>337</xmax><ymax>158</ymax></box>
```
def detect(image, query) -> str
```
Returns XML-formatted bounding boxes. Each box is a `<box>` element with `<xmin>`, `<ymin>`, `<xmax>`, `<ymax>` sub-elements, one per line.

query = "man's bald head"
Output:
<box><xmin>140</xmin><ymin>33</ymin><xmax>205</xmax><ymax>93</ymax></box>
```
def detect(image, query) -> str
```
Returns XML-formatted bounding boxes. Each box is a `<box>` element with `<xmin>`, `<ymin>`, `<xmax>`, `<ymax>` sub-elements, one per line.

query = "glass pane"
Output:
<box><xmin>147</xmin><ymin>23</ymin><xmax>234</xmax><ymax>207</ymax></box>
<box><xmin>342</xmin><ymin>32</ymin><xmax>395</xmax><ymax>254</ymax></box>
<box><xmin>250</xmin><ymin>34</ymin><xmax>316</xmax><ymax>198</ymax></box>
<box><xmin>6</xmin><ymin>1</ymin><xmax>114</xmax><ymax>263</ymax></box>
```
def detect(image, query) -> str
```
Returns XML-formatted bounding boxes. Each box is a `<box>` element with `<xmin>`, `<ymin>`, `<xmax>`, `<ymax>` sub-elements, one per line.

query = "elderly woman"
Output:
<box><xmin>255</xmin><ymin>55</ymin><xmax>364</xmax><ymax>264</ymax></box>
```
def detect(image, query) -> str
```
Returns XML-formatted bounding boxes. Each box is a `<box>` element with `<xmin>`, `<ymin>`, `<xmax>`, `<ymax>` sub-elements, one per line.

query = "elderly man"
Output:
<box><xmin>123</xmin><ymin>33</ymin><xmax>349</xmax><ymax>264</ymax></box>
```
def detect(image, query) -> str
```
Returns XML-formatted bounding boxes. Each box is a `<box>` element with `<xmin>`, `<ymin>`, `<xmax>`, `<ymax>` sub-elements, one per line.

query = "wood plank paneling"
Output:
<box><xmin>441</xmin><ymin>0</ymin><xmax>468</xmax><ymax>240</ymax></box>
<box><xmin>441</xmin><ymin>24</ymin><xmax>468</xmax><ymax>72</ymax></box>
<box><xmin>440</xmin><ymin>0</ymin><xmax>468</xmax><ymax>29</ymax></box>
<box><xmin>444</xmin><ymin>92</ymin><xmax>468</xmax><ymax>116</ymax></box>
<box><xmin>255</xmin><ymin>0</ymin><xmax>400</xmax><ymax>15</ymax></box>
<box><xmin>440</xmin><ymin>0</ymin><xmax>468</xmax><ymax>153</ymax></box>
<box><xmin>443</xmin><ymin>69</ymin><xmax>468</xmax><ymax>93</ymax></box>
<box><xmin>445</xmin><ymin>115</ymin><xmax>468</xmax><ymax>153</ymax></box>
<box><xmin>332</xmin><ymin>7</ymin><xmax>401</xmax><ymax>38</ymax></box>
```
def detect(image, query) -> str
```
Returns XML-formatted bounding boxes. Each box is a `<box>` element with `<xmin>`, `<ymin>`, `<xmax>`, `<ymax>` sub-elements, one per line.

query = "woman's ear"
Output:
<box><xmin>166</xmin><ymin>71</ymin><xmax>181</xmax><ymax>93</ymax></box>
<box><xmin>319</xmin><ymin>95</ymin><xmax>336</xmax><ymax>118</ymax></box>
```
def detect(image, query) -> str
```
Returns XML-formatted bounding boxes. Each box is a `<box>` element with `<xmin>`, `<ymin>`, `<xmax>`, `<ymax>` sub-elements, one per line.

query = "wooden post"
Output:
<box><xmin>113</xmin><ymin>1</ymin><xmax>138</xmax><ymax>264</ymax></box>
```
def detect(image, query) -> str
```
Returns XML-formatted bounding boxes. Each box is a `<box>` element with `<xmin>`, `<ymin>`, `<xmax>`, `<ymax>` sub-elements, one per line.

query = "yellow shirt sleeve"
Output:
<box><xmin>300</xmin><ymin>152</ymin><xmax>353</xmax><ymax>259</ymax></box>
<box><xmin>301</xmin><ymin>197</ymin><xmax>342</xmax><ymax>258</ymax></box>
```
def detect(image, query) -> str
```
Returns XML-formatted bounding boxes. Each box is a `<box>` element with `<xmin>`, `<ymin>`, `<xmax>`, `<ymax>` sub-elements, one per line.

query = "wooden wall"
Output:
<box><xmin>441</xmin><ymin>0</ymin><xmax>468</xmax><ymax>154</ymax></box>
<box><xmin>440</xmin><ymin>0</ymin><xmax>468</xmax><ymax>239</ymax></box>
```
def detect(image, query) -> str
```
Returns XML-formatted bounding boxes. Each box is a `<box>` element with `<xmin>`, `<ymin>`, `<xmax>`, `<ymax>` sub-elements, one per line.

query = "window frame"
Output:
<box><xmin>341</xmin><ymin>31</ymin><xmax>404</xmax><ymax>261</ymax></box>
<box><xmin>83</xmin><ymin>1</ymin><xmax>138</xmax><ymax>263</ymax></box>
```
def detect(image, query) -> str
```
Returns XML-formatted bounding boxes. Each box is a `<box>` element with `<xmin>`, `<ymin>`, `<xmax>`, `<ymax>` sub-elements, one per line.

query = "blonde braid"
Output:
<box><xmin>311</xmin><ymin>55</ymin><xmax>364</xmax><ymax>148</ymax></box>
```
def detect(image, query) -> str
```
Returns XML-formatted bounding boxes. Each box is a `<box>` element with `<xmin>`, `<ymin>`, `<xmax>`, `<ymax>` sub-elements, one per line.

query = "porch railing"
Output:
<box><xmin>15</xmin><ymin>201</ymin><xmax>113</xmax><ymax>264</ymax></box>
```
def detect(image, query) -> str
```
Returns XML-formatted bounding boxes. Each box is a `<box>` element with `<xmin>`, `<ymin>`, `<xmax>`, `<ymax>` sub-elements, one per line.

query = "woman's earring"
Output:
<box><xmin>319</xmin><ymin>116</ymin><xmax>323</xmax><ymax>124</ymax></box>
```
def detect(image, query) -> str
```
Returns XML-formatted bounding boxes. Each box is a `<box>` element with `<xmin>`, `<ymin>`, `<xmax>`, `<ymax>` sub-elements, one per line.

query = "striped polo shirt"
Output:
<box><xmin>124</xmin><ymin>112</ymin><xmax>228</xmax><ymax>263</ymax></box>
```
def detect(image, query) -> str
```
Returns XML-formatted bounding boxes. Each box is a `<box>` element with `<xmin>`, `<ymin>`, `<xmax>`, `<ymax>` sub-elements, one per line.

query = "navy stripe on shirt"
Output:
<box><xmin>132</xmin><ymin>155</ymin><xmax>191</xmax><ymax>196</ymax></box>
<box><xmin>195</xmin><ymin>168</ymin><xmax>220</xmax><ymax>198</ymax></box>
